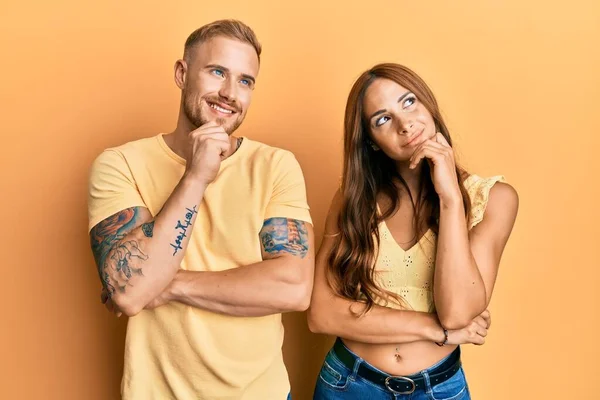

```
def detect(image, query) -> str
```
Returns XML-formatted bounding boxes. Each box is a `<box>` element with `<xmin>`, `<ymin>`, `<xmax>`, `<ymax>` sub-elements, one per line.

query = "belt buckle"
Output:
<box><xmin>384</xmin><ymin>376</ymin><xmax>416</xmax><ymax>395</ymax></box>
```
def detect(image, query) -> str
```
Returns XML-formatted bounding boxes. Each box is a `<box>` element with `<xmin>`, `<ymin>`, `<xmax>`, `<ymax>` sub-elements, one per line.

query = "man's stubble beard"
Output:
<box><xmin>183</xmin><ymin>91</ymin><xmax>244</xmax><ymax>135</ymax></box>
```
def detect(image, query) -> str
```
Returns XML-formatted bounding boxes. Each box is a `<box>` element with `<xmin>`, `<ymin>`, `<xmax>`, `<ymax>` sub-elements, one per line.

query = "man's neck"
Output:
<box><xmin>163</xmin><ymin>127</ymin><xmax>241</xmax><ymax>161</ymax></box>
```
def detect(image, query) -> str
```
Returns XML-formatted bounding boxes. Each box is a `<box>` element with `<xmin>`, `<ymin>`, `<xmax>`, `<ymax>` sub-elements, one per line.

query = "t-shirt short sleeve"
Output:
<box><xmin>88</xmin><ymin>149</ymin><xmax>147</xmax><ymax>232</ymax></box>
<box><xmin>264</xmin><ymin>151</ymin><xmax>312</xmax><ymax>224</ymax></box>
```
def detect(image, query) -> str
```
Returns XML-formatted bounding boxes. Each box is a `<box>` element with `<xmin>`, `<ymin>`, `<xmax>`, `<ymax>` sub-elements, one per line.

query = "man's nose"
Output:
<box><xmin>218</xmin><ymin>78</ymin><xmax>237</xmax><ymax>103</ymax></box>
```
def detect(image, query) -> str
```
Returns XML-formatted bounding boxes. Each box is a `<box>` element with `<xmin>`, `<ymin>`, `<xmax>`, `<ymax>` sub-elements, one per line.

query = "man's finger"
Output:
<box><xmin>201</xmin><ymin>120</ymin><xmax>219</xmax><ymax>128</ymax></box>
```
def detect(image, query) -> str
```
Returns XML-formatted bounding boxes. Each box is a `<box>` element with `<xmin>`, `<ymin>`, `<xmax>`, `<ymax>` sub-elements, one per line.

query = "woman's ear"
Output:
<box><xmin>369</xmin><ymin>140</ymin><xmax>380</xmax><ymax>151</ymax></box>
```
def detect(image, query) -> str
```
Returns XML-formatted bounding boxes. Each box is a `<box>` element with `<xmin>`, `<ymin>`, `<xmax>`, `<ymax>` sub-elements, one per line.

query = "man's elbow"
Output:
<box><xmin>112</xmin><ymin>293</ymin><xmax>144</xmax><ymax>317</ymax></box>
<box><xmin>288</xmin><ymin>281</ymin><xmax>312</xmax><ymax>312</ymax></box>
<box><xmin>280</xmin><ymin>258</ymin><xmax>313</xmax><ymax>312</ymax></box>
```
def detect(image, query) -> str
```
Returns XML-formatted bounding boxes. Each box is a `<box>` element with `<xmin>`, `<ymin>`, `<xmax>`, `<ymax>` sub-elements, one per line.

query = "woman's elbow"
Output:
<box><xmin>307</xmin><ymin>299</ymin><xmax>336</xmax><ymax>334</ymax></box>
<box><xmin>307</xmin><ymin>307</ymin><xmax>325</xmax><ymax>333</ymax></box>
<box><xmin>439</xmin><ymin>303</ymin><xmax>487</xmax><ymax>329</ymax></box>
<box><xmin>439</xmin><ymin>313</ymin><xmax>473</xmax><ymax>330</ymax></box>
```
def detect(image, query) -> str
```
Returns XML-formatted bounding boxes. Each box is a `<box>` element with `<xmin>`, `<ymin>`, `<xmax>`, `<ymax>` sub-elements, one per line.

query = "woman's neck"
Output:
<box><xmin>396</xmin><ymin>160</ymin><xmax>424</xmax><ymax>198</ymax></box>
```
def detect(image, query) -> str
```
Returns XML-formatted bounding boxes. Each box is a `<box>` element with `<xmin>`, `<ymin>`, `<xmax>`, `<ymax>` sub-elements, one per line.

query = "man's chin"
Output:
<box><xmin>215</xmin><ymin>118</ymin><xmax>230</xmax><ymax>130</ymax></box>
<box><xmin>196</xmin><ymin>114</ymin><xmax>243</xmax><ymax>134</ymax></box>
<box><xmin>222</xmin><ymin>120</ymin><xmax>244</xmax><ymax>135</ymax></box>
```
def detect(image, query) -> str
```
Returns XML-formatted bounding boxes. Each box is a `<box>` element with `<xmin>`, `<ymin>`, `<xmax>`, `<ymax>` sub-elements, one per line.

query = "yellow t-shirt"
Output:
<box><xmin>373</xmin><ymin>175</ymin><xmax>505</xmax><ymax>312</ymax></box>
<box><xmin>88</xmin><ymin>134</ymin><xmax>312</xmax><ymax>400</ymax></box>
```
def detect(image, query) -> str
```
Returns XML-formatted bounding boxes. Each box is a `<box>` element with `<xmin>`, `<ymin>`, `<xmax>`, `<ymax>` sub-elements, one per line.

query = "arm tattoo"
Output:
<box><xmin>170</xmin><ymin>205</ymin><xmax>198</xmax><ymax>256</ymax></box>
<box><xmin>142</xmin><ymin>221</ymin><xmax>154</xmax><ymax>238</ymax></box>
<box><xmin>90</xmin><ymin>207</ymin><xmax>149</xmax><ymax>297</ymax></box>
<box><xmin>260</xmin><ymin>218</ymin><xmax>309</xmax><ymax>259</ymax></box>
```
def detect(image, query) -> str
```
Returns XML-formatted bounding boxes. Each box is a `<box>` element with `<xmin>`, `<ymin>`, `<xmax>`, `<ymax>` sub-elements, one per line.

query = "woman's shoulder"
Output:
<box><xmin>463</xmin><ymin>174</ymin><xmax>518</xmax><ymax>230</ymax></box>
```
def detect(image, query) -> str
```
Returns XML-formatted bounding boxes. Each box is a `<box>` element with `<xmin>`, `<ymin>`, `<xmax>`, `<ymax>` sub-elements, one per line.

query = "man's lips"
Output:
<box><xmin>207</xmin><ymin>101</ymin><xmax>237</xmax><ymax>115</ymax></box>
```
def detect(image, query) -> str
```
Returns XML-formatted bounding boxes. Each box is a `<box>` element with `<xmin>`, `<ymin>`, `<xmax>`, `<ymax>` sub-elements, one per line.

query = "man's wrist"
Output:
<box><xmin>180</xmin><ymin>172</ymin><xmax>209</xmax><ymax>194</ymax></box>
<box><xmin>169</xmin><ymin>270</ymin><xmax>189</xmax><ymax>302</ymax></box>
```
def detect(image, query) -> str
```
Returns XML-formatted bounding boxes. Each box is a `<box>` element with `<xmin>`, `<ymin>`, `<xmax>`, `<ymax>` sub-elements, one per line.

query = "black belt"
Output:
<box><xmin>333</xmin><ymin>338</ymin><xmax>462</xmax><ymax>395</ymax></box>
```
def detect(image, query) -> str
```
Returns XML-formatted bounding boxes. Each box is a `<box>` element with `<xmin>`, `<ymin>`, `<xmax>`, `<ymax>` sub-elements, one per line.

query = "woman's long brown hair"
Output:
<box><xmin>327</xmin><ymin>63</ymin><xmax>471</xmax><ymax>313</ymax></box>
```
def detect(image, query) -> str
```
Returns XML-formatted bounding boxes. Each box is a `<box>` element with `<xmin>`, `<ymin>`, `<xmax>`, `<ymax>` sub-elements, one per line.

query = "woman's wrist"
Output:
<box><xmin>426</xmin><ymin>320</ymin><xmax>448</xmax><ymax>343</ymax></box>
<box><xmin>435</xmin><ymin>327</ymin><xmax>449</xmax><ymax>346</ymax></box>
<box><xmin>439</xmin><ymin>191</ymin><xmax>463</xmax><ymax>211</ymax></box>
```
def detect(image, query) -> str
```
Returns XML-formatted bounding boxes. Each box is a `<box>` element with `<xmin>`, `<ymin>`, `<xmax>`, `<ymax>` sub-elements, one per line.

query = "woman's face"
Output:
<box><xmin>362</xmin><ymin>78</ymin><xmax>437</xmax><ymax>162</ymax></box>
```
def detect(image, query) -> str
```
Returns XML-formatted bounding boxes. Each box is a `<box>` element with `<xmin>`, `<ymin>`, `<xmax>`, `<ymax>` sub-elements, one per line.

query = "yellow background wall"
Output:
<box><xmin>1</xmin><ymin>1</ymin><xmax>598</xmax><ymax>398</ymax></box>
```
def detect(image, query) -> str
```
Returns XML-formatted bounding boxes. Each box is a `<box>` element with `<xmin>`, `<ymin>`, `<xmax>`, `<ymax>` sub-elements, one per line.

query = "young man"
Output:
<box><xmin>88</xmin><ymin>20</ymin><xmax>313</xmax><ymax>400</ymax></box>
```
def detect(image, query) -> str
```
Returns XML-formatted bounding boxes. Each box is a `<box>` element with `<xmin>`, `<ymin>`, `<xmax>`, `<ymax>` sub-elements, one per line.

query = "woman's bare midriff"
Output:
<box><xmin>342</xmin><ymin>338</ymin><xmax>457</xmax><ymax>376</ymax></box>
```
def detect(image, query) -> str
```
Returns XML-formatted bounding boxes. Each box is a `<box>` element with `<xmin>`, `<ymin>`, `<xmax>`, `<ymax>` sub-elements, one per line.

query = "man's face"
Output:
<box><xmin>181</xmin><ymin>36</ymin><xmax>259</xmax><ymax>134</ymax></box>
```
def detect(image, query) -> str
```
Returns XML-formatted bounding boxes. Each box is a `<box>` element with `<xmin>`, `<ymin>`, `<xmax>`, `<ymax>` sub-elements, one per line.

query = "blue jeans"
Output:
<box><xmin>313</xmin><ymin>341</ymin><xmax>471</xmax><ymax>400</ymax></box>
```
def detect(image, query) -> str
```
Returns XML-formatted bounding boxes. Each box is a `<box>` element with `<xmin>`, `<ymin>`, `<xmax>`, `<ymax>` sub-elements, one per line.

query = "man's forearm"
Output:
<box><xmin>169</xmin><ymin>256</ymin><xmax>313</xmax><ymax>317</ymax></box>
<box><xmin>96</xmin><ymin>175</ymin><xmax>208</xmax><ymax>316</ymax></box>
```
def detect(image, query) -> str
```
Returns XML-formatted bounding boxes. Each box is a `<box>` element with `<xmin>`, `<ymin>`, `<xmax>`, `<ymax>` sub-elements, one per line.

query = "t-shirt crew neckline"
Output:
<box><xmin>156</xmin><ymin>133</ymin><xmax>248</xmax><ymax>166</ymax></box>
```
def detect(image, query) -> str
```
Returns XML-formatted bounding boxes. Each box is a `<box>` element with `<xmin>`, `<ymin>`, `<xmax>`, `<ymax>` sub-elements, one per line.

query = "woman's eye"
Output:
<box><xmin>403</xmin><ymin>96</ymin><xmax>416</xmax><ymax>109</ymax></box>
<box><xmin>375</xmin><ymin>116</ymin><xmax>390</xmax><ymax>127</ymax></box>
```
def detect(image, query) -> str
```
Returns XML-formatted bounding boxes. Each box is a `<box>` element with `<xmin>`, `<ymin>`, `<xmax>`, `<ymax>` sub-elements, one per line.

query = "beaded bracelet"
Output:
<box><xmin>435</xmin><ymin>328</ymin><xmax>449</xmax><ymax>346</ymax></box>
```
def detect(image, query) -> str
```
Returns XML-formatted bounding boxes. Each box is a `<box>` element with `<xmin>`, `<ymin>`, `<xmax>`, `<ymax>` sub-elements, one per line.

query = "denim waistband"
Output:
<box><xmin>332</xmin><ymin>338</ymin><xmax>462</xmax><ymax>394</ymax></box>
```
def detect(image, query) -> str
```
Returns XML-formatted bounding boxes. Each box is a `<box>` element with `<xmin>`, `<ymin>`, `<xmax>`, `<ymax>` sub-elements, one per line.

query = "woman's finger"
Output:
<box><xmin>409</xmin><ymin>147</ymin><xmax>445</xmax><ymax>169</ymax></box>
<box><xmin>436</xmin><ymin>132</ymin><xmax>451</xmax><ymax>147</ymax></box>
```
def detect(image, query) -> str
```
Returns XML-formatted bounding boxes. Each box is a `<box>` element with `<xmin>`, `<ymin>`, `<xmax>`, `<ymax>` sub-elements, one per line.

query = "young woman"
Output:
<box><xmin>308</xmin><ymin>64</ymin><xmax>518</xmax><ymax>399</ymax></box>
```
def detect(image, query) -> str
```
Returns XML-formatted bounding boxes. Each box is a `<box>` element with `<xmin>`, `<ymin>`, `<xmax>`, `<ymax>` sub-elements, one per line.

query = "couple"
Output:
<box><xmin>87</xmin><ymin>19</ymin><xmax>518</xmax><ymax>400</ymax></box>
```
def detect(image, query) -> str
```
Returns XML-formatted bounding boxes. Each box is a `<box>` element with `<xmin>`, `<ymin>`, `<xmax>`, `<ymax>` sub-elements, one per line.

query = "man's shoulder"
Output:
<box><xmin>102</xmin><ymin>134</ymin><xmax>162</xmax><ymax>158</ymax></box>
<box><xmin>90</xmin><ymin>134</ymin><xmax>165</xmax><ymax>179</ymax></box>
<box><xmin>242</xmin><ymin>138</ymin><xmax>297</xmax><ymax>165</ymax></box>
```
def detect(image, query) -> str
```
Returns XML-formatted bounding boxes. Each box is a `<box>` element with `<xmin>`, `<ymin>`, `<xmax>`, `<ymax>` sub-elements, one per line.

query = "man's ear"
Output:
<box><xmin>174</xmin><ymin>59</ymin><xmax>187</xmax><ymax>90</ymax></box>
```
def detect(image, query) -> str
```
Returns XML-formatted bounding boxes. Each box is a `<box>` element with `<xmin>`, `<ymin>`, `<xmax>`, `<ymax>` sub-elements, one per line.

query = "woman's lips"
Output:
<box><xmin>403</xmin><ymin>127</ymin><xmax>425</xmax><ymax>147</ymax></box>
